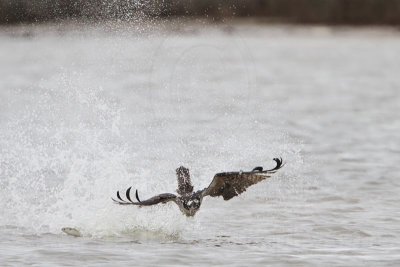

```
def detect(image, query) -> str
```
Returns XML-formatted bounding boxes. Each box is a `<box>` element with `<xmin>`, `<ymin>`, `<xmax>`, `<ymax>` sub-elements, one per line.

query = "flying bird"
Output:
<box><xmin>112</xmin><ymin>158</ymin><xmax>284</xmax><ymax>217</ymax></box>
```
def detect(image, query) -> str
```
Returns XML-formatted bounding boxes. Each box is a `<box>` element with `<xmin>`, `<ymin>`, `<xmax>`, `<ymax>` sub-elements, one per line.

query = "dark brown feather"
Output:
<box><xmin>112</xmin><ymin>187</ymin><xmax>176</xmax><ymax>206</ymax></box>
<box><xmin>134</xmin><ymin>192</ymin><xmax>177</xmax><ymax>206</ymax></box>
<box><xmin>176</xmin><ymin>166</ymin><xmax>194</xmax><ymax>195</ymax></box>
<box><xmin>202</xmin><ymin>158</ymin><xmax>284</xmax><ymax>200</ymax></box>
<box><xmin>203</xmin><ymin>172</ymin><xmax>270</xmax><ymax>200</ymax></box>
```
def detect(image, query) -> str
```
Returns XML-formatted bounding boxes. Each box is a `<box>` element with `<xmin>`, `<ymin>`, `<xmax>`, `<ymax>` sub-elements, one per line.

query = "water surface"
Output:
<box><xmin>0</xmin><ymin>22</ymin><xmax>399</xmax><ymax>266</ymax></box>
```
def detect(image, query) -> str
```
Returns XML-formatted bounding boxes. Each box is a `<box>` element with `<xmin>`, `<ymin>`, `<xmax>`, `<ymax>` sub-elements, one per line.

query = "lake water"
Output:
<box><xmin>0</xmin><ymin>21</ymin><xmax>399</xmax><ymax>266</ymax></box>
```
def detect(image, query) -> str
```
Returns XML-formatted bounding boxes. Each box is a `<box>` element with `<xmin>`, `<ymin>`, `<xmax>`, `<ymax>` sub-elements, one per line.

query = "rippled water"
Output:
<box><xmin>0</xmin><ymin>22</ymin><xmax>399</xmax><ymax>266</ymax></box>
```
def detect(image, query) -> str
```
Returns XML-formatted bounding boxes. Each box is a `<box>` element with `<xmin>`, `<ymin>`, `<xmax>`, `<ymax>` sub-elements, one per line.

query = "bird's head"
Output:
<box><xmin>187</xmin><ymin>197</ymin><xmax>201</xmax><ymax>209</ymax></box>
<box><xmin>182</xmin><ymin>193</ymin><xmax>202</xmax><ymax>211</ymax></box>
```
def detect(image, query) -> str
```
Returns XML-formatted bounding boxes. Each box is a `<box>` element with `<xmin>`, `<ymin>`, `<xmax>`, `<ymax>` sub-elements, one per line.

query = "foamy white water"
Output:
<box><xmin>0</xmin><ymin>22</ymin><xmax>399</xmax><ymax>266</ymax></box>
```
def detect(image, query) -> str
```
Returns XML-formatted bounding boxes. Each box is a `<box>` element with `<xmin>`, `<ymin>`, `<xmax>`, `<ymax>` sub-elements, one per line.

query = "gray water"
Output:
<box><xmin>0</xmin><ymin>21</ymin><xmax>399</xmax><ymax>266</ymax></box>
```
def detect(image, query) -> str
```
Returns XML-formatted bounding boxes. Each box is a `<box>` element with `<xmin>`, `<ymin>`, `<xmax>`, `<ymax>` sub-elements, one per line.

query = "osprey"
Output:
<box><xmin>112</xmin><ymin>158</ymin><xmax>284</xmax><ymax>217</ymax></box>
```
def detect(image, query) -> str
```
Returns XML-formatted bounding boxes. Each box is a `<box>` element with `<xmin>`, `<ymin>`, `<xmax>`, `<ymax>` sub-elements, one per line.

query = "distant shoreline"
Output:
<box><xmin>1</xmin><ymin>18</ymin><xmax>400</xmax><ymax>39</ymax></box>
<box><xmin>2</xmin><ymin>0</ymin><xmax>400</xmax><ymax>25</ymax></box>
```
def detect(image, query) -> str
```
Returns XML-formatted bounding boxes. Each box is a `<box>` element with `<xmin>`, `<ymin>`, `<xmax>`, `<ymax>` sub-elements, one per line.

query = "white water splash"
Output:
<box><xmin>0</xmin><ymin>26</ymin><xmax>305</xmax><ymax>239</ymax></box>
<box><xmin>0</xmin><ymin>71</ymin><xmax>189</xmax><ymax>237</ymax></box>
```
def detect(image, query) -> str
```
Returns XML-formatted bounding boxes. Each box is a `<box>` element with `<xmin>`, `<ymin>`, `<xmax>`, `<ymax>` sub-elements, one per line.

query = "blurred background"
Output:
<box><xmin>2</xmin><ymin>0</ymin><xmax>400</xmax><ymax>25</ymax></box>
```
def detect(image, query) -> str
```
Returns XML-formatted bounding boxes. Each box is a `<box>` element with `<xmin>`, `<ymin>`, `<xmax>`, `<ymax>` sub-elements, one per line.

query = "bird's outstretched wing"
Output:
<box><xmin>176</xmin><ymin>166</ymin><xmax>194</xmax><ymax>195</ymax></box>
<box><xmin>201</xmin><ymin>158</ymin><xmax>284</xmax><ymax>200</ymax></box>
<box><xmin>112</xmin><ymin>186</ymin><xmax>177</xmax><ymax>206</ymax></box>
